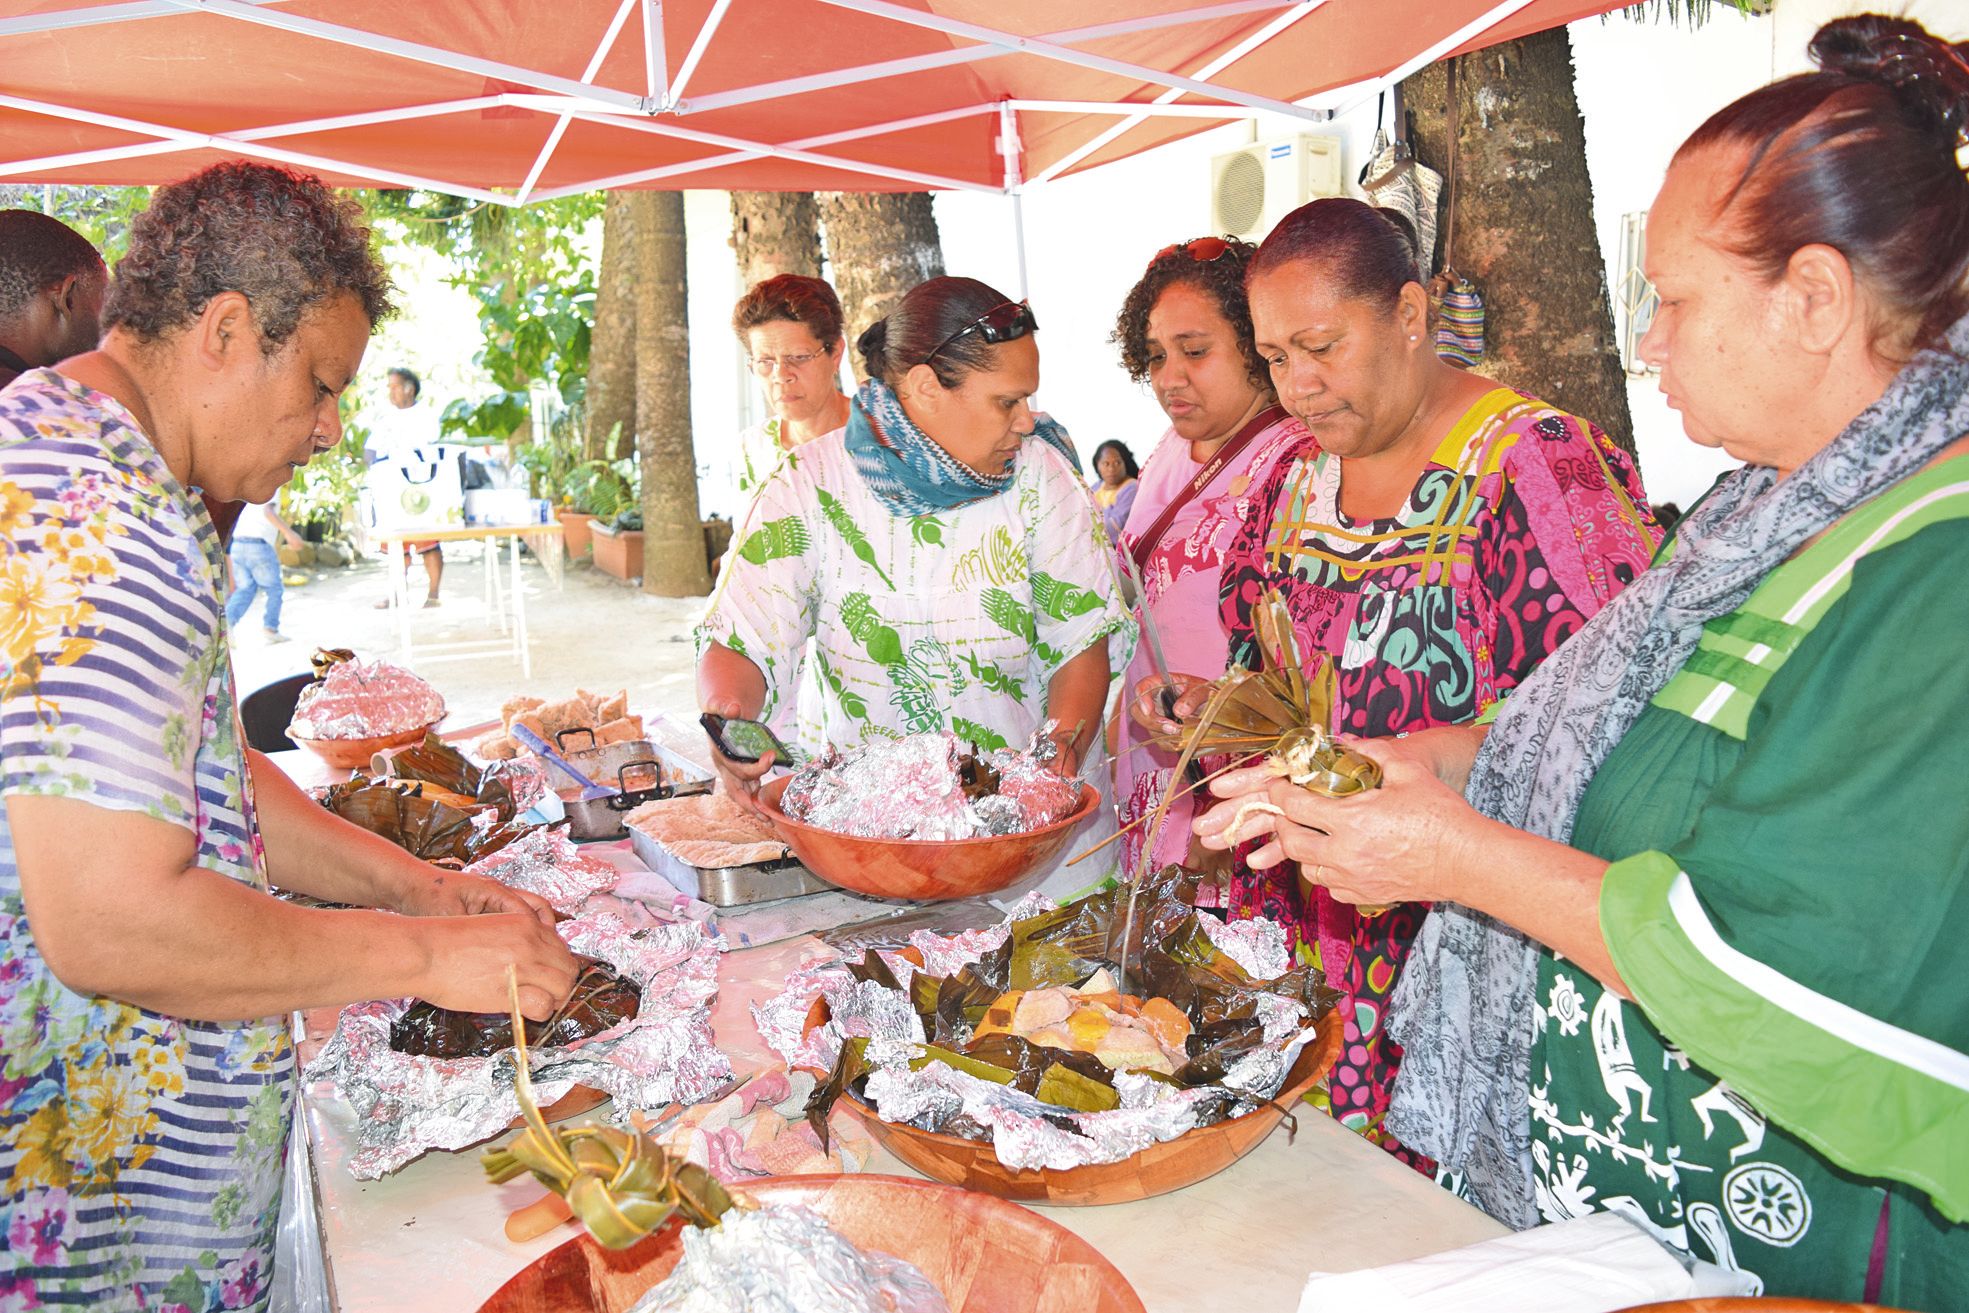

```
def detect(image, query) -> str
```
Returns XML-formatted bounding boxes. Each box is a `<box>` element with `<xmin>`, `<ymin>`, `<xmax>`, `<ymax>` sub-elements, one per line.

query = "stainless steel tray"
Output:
<box><xmin>626</xmin><ymin>822</ymin><xmax>829</xmax><ymax>907</ymax></box>
<box><xmin>541</xmin><ymin>738</ymin><xmax>678</xmax><ymax>842</ymax></box>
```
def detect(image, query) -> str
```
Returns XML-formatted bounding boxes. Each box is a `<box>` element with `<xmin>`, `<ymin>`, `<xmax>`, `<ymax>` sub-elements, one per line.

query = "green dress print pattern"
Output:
<box><xmin>697</xmin><ymin>428</ymin><xmax>1134</xmax><ymax>758</ymax></box>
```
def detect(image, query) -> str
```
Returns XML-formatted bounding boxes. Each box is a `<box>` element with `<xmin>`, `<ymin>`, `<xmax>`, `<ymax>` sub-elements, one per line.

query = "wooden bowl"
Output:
<box><xmin>476</xmin><ymin>1173</ymin><xmax>1145</xmax><ymax>1313</ymax></box>
<box><xmin>845</xmin><ymin>1007</ymin><xmax>1345</xmax><ymax>1205</ymax></box>
<box><xmin>758</xmin><ymin>776</ymin><xmax>1099</xmax><ymax>901</ymax></box>
<box><xmin>289</xmin><ymin>722</ymin><xmax>437</xmax><ymax>771</ymax></box>
<box><xmin>1621</xmin><ymin>1303</ymin><xmax>1905</xmax><ymax>1312</ymax></box>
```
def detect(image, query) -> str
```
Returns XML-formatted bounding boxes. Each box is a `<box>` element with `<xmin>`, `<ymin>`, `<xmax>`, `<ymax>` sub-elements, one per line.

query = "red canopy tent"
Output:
<box><xmin>2</xmin><ymin>0</ymin><xmax>1623</xmax><ymax>205</ymax></box>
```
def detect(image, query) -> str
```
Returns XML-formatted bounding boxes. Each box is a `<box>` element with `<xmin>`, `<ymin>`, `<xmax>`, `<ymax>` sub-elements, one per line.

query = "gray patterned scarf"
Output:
<box><xmin>1385</xmin><ymin>312</ymin><xmax>1969</xmax><ymax>1228</ymax></box>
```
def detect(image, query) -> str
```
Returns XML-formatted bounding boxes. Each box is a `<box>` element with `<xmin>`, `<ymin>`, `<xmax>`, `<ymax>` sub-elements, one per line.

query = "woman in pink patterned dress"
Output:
<box><xmin>1218</xmin><ymin>199</ymin><xmax>1659</xmax><ymax>1168</ymax></box>
<box><xmin>1109</xmin><ymin>237</ymin><xmax>1308</xmax><ymax>876</ymax></box>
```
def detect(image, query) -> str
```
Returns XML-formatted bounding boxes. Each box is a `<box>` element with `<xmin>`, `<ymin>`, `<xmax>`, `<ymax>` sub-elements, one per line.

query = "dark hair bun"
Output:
<box><xmin>1811</xmin><ymin>14</ymin><xmax>1969</xmax><ymax>146</ymax></box>
<box><xmin>856</xmin><ymin>317</ymin><xmax>890</xmax><ymax>379</ymax></box>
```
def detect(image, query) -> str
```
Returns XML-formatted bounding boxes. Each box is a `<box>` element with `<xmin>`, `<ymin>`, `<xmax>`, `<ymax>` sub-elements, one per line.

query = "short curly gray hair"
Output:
<box><xmin>103</xmin><ymin>162</ymin><xmax>393</xmax><ymax>350</ymax></box>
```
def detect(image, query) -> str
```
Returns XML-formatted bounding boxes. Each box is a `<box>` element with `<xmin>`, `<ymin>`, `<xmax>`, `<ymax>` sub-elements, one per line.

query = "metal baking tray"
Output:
<box><xmin>539</xmin><ymin>736</ymin><xmax>691</xmax><ymax>842</ymax></box>
<box><xmin>620</xmin><ymin>737</ymin><xmax>830</xmax><ymax>907</ymax></box>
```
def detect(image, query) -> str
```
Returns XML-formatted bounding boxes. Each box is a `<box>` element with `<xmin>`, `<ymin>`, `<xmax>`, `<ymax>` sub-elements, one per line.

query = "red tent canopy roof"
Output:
<box><xmin>0</xmin><ymin>0</ymin><xmax>1622</xmax><ymax>201</ymax></box>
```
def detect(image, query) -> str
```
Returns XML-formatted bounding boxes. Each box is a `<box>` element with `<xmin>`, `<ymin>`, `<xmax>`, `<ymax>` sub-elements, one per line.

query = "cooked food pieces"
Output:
<box><xmin>390</xmin><ymin>959</ymin><xmax>640</xmax><ymax>1059</ymax></box>
<box><xmin>473</xmin><ymin>686</ymin><xmax>643</xmax><ymax>760</ymax></box>
<box><xmin>289</xmin><ymin>658</ymin><xmax>446</xmax><ymax>739</ymax></box>
<box><xmin>781</xmin><ymin>733</ymin><xmax>1081</xmax><ymax>840</ymax></box>
<box><xmin>316</xmin><ymin>778</ymin><xmax>537</xmax><ymax>868</ymax></box>
<box><xmin>626</xmin><ymin>789</ymin><xmax>786</xmax><ymax>869</ymax></box>
<box><xmin>973</xmin><ymin>970</ymin><xmax>1193</xmax><ymax>1076</ymax></box>
<box><xmin>626</xmin><ymin>1204</ymin><xmax>949</xmax><ymax>1313</ymax></box>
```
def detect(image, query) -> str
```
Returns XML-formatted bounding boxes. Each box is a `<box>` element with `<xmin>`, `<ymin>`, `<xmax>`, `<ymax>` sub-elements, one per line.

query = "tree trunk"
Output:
<box><xmin>817</xmin><ymin>192</ymin><xmax>945</xmax><ymax>373</ymax></box>
<box><xmin>586</xmin><ymin>191</ymin><xmax>638</xmax><ymax>462</ymax></box>
<box><xmin>632</xmin><ymin>191</ymin><xmax>712</xmax><ymax>597</ymax></box>
<box><xmin>1403</xmin><ymin>30</ymin><xmax>1636</xmax><ymax>456</ymax></box>
<box><xmin>729</xmin><ymin>192</ymin><xmax>824</xmax><ymax>289</ymax></box>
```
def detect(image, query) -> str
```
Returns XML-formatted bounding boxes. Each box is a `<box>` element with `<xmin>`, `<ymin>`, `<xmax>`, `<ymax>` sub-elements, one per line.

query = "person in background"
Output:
<box><xmin>1108</xmin><ymin>236</ymin><xmax>1306</xmax><ymax>875</ymax></box>
<box><xmin>0</xmin><ymin>161</ymin><xmax>575</xmax><ymax>1313</ymax></box>
<box><xmin>1197</xmin><ymin>17</ymin><xmax>1969</xmax><ymax>1302</ymax></box>
<box><xmin>225</xmin><ymin>497</ymin><xmax>308</xmax><ymax>642</ymax></box>
<box><xmin>367</xmin><ymin>365</ymin><xmax>443</xmax><ymax>607</ymax></box>
<box><xmin>1189</xmin><ymin>198</ymin><xmax>1658</xmax><ymax>1171</ymax></box>
<box><xmin>0</xmin><ymin>209</ymin><xmax>107</xmax><ymax>389</ymax></box>
<box><xmin>1088</xmin><ymin>438</ymin><xmax>1139</xmax><ymax>542</ymax></box>
<box><xmin>732</xmin><ymin>274</ymin><xmax>852</xmax><ymax>497</ymax></box>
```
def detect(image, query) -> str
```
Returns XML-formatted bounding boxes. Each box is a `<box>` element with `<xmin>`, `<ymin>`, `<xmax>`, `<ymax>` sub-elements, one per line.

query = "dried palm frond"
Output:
<box><xmin>482</xmin><ymin>971</ymin><xmax>738</xmax><ymax>1249</ymax></box>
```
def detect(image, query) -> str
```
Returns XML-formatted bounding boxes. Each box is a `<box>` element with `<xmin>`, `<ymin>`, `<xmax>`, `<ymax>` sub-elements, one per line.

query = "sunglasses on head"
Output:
<box><xmin>1153</xmin><ymin>236</ymin><xmax>1234</xmax><ymax>265</ymax></box>
<box><xmin>925</xmin><ymin>300</ymin><xmax>1039</xmax><ymax>364</ymax></box>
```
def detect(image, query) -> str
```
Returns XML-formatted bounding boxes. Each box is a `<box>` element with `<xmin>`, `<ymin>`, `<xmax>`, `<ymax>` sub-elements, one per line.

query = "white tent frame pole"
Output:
<box><xmin>643</xmin><ymin>0</ymin><xmax>668</xmax><ymax>103</ymax></box>
<box><xmin>671</xmin><ymin>0</ymin><xmax>1302</xmax><ymax>114</ymax></box>
<box><xmin>0</xmin><ymin>92</ymin><xmax>516</xmax><ymax>203</ymax></box>
<box><xmin>667</xmin><ymin>0</ymin><xmax>734</xmax><ymax>108</ymax></box>
<box><xmin>155</xmin><ymin>0</ymin><xmax>650</xmax><ymax>111</ymax></box>
<box><xmin>997</xmin><ymin>103</ymin><xmax>1028</xmax><ymax>298</ymax></box>
<box><xmin>811</xmin><ymin>0</ymin><xmax>1325</xmax><ymax>122</ymax></box>
<box><xmin>0</xmin><ymin>0</ymin><xmax>290</xmax><ymax>38</ymax></box>
<box><xmin>1032</xmin><ymin>0</ymin><xmax>1327</xmax><ymax>186</ymax></box>
<box><xmin>516</xmin><ymin>0</ymin><xmax>642</xmax><ymax>203</ymax></box>
<box><xmin>1313</xmin><ymin>0</ymin><xmax>1539</xmax><ymax>117</ymax></box>
<box><xmin>531</xmin><ymin>151</ymin><xmax>767</xmax><ymax>199</ymax></box>
<box><xmin>1009</xmin><ymin>100</ymin><xmax>1265</xmax><ymax>119</ymax></box>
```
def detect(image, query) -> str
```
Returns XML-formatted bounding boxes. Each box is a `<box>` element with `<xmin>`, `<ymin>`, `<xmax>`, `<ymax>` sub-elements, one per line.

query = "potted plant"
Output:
<box><xmin>559</xmin><ymin>449</ymin><xmax>635</xmax><ymax>562</ymax></box>
<box><xmin>591</xmin><ymin>507</ymin><xmax>644</xmax><ymax>581</ymax></box>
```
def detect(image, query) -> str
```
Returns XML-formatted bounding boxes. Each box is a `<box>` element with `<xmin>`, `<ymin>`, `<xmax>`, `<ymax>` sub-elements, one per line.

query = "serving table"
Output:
<box><xmin>271</xmin><ymin>746</ymin><xmax>1508</xmax><ymax>1311</ymax></box>
<box><xmin>367</xmin><ymin>523</ymin><xmax>564</xmax><ymax>676</ymax></box>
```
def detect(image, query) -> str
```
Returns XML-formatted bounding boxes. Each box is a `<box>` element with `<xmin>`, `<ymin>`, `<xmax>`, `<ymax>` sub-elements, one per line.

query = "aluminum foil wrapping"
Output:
<box><xmin>289</xmin><ymin>659</ymin><xmax>447</xmax><ymax>738</ymax></box>
<box><xmin>484</xmin><ymin>755</ymin><xmax>552</xmax><ymax>811</ymax></box>
<box><xmin>753</xmin><ymin>906</ymin><xmax>1320</xmax><ymax>1173</ymax></box>
<box><xmin>626</xmin><ymin>1205</ymin><xmax>949</xmax><ymax>1313</ymax></box>
<box><xmin>307</xmin><ymin>909</ymin><xmax>730</xmax><ymax>1178</ymax></box>
<box><xmin>463</xmin><ymin>824</ymin><xmax>619</xmax><ymax>914</ymax></box>
<box><xmin>781</xmin><ymin>732</ymin><xmax>1080</xmax><ymax>839</ymax></box>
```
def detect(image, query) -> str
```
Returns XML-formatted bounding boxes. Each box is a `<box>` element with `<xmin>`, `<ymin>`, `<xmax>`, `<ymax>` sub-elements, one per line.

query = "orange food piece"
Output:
<box><xmin>1137</xmin><ymin>997</ymin><xmax>1192</xmax><ymax>1055</ymax></box>
<box><xmin>897</xmin><ymin>946</ymin><xmax>925</xmax><ymax>968</ymax></box>
<box><xmin>1065</xmin><ymin>1006</ymin><xmax>1112</xmax><ymax>1052</ymax></box>
<box><xmin>974</xmin><ymin>991</ymin><xmax>1023</xmax><ymax>1040</ymax></box>
<box><xmin>800</xmin><ymin>995</ymin><xmax>832</xmax><ymax>1042</ymax></box>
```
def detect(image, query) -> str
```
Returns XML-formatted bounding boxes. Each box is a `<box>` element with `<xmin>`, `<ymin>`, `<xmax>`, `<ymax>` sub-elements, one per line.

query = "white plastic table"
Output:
<box><xmin>367</xmin><ymin>523</ymin><xmax>564</xmax><ymax>677</ymax></box>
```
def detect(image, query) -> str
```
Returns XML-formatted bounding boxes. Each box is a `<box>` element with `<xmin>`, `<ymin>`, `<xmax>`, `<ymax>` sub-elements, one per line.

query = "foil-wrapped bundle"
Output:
<box><xmin>754</xmin><ymin>870</ymin><xmax>1335</xmax><ymax>1172</ymax></box>
<box><xmin>308</xmin><ymin>909</ymin><xmax>730</xmax><ymax>1178</ymax></box>
<box><xmin>781</xmin><ymin>732</ymin><xmax>1080</xmax><ymax>839</ymax></box>
<box><xmin>627</xmin><ymin>1205</ymin><xmax>949</xmax><ymax>1313</ymax></box>
<box><xmin>290</xmin><ymin>658</ymin><xmax>446</xmax><ymax>739</ymax></box>
<box><xmin>462</xmin><ymin>824</ymin><xmax>619</xmax><ymax>915</ymax></box>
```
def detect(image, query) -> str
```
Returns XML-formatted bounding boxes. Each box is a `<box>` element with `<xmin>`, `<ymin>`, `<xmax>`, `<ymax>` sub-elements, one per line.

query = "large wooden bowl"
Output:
<box><xmin>476</xmin><ymin>1173</ymin><xmax>1144</xmax><ymax>1313</ymax></box>
<box><xmin>1621</xmin><ymin>1303</ymin><xmax>1904</xmax><ymax>1312</ymax></box>
<box><xmin>289</xmin><ymin>722</ymin><xmax>438</xmax><ymax>771</ymax></box>
<box><xmin>758</xmin><ymin>777</ymin><xmax>1100</xmax><ymax>901</ymax></box>
<box><xmin>846</xmin><ymin>1007</ymin><xmax>1345</xmax><ymax>1205</ymax></box>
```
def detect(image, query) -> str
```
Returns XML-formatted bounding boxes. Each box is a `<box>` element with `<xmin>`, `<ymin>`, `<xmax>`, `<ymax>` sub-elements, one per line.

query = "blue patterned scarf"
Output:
<box><xmin>846</xmin><ymin>377</ymin><xmax>1080</xmax><ymax>519</ymax></box>
<box><xmin>1385</xmin><ymin>311</ymin><xmax>1969</xmax><ymax>1229</ymax></box>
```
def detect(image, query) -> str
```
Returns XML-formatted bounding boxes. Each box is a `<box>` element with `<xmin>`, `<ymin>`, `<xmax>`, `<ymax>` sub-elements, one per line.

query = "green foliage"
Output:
<box><xmin>566</xmin><ymin>455</ymin><xmax>638</xmax><ymax>519</ymax></box>
<box><xmin>360</xmin><ymin>189</ymin><xmax>602</xmax><ymax>441</ymax></box>
<box><xmin>1615</xmin><ymin>0</ymin><xmax>1768</xmax><ymax>27</ymax></box>
<box><xmin>0</xmin><ymin>185</ymin><xmax>153</xmax><ymax>263</ymax></box>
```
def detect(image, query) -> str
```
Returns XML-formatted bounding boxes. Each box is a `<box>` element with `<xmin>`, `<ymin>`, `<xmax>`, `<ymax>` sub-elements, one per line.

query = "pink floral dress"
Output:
<box><xmin>1218</xmin><ymin>387</ymin><xmax>1658</xmax><ymax>1168</ymax></box>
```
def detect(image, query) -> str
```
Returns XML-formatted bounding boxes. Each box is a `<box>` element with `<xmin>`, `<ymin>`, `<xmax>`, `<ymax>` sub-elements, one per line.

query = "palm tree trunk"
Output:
<box><xmin>632</xmin><ymin>191</ymin><xmax>712</xmax><ymax>597</ymax></box>
<box><xmin>729</xmin><ymin>192</ymin><xmax>824</xmax><ymax>288</ymax></box>
<box><xmin>817</xmin><ymin>193</ymin><xmax>944</xmax><ymax>371</ymax></box>
<box><xmin>586</xmin><ymin>191</ymin><xmax>638</xmax><ymax>462</ymax></box>
<box><xmin>1404</xmin><ymin>30</ymin><xmax>1637</xmax><ymax>456</ymax></box>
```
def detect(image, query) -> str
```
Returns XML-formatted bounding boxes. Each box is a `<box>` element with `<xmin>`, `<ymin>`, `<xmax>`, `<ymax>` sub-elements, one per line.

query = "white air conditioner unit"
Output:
<box><xmin>1209</xmin><ymin>135</ymin><xmax>1346</xmax><ymax>241</ymax></box>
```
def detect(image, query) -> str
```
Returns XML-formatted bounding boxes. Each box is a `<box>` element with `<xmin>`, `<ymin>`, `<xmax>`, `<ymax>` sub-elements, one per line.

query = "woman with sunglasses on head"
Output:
<box><xmin>1196</xmin><ymin>19</ymin><xmax>1969</xmax><ymax>1300</ymax></box>
<box><xmin>1185</xmin><ymin>199</ymin><xmax>1659</xmax><ymax>1171</ymax></box>
<box><xmin>1108</xmin><ymin>236</ymin><xmax>1309</xmax><ymax>876</ymax></box>
<box><xmin>731</xmin><ymin>274</ymin><xmax>852</xmax><ymax>497</ymax></box>
<box><xmin>697</xmin><ymin>276</ymin><xmax>1134</xmax><ymax>898</ymax></box>
<box><xmin>1088</xmin><ymin>438</ymin><xmax>1140</xmax><ymax>542</ymax></box>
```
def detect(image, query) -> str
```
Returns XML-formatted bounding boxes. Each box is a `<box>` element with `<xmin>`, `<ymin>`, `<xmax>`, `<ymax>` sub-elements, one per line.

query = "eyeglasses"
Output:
<box><xmin>925</xmin><ymin>300</ymin><xmax>1039</xmax><ymax>364</ymax></box>
<box><xmin>1153</xmin><ymin>236</ymin><xmax>1235</xmax><ymax>264</ymax></box>
<box><xmin>747</xmin><ymin>350</ymin><xmax>827</xmax><ymax>377</ymax></box>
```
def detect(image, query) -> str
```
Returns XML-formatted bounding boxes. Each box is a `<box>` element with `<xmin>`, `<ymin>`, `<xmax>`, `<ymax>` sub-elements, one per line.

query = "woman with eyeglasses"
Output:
<box><xmin>1175</xmin><ymin>199</ymin><xmax>1660</xmax><ymax>1171</ymax></box>
<box><xmin>1195</xmin><ymin>19</ymin><xmax>1969</xmax><ymax>1300</ymax></box>
<box><xmin>1108</xmin><ymin>236</ymin><xmax>1309</xmax><ymax>877</ymax></box>
<box><xmin>697</xmin><ymin>276</ymin><xmax>1134</xmax><ymax>897</ymax></box>
<box><xmin>730</xmin><ymin>274</ymin><xmax>851</xmax><ymax>498</ymax></box>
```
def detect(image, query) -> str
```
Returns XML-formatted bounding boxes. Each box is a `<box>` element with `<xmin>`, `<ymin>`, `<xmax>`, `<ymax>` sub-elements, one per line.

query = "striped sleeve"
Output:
<box><xmin>1601</xmin><ymin>519</ymin><xmax>1969</xmax><ymax>1222</ymax></box>
<box><xmin>0</xmin><ymin>440</ymin><xmax>211</xmax><ymax>830</ymax></box>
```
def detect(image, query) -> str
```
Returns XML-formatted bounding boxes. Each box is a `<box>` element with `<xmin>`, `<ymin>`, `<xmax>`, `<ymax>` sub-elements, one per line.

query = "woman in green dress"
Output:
<box><xmin>1193</xmin><ymin>15</ymin><xmax>1969</xmax><ymax>1304</ymax></box>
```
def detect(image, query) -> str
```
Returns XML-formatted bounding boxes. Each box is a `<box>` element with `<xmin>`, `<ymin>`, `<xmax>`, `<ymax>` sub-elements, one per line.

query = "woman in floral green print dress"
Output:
<box><xmin>698</xmin><ymin>277</ymin><xmax>1134</xmax><ymax>897</ymax></box>
<box><xmin>1195</xmin><ymin>16</ymin><xmax>1969</xmax><ymax>1305</ymax></box>
<box><xmin>0</xmin><ymin>165</ymin><xmax>577</xmax><ymax>1313</ymax></box>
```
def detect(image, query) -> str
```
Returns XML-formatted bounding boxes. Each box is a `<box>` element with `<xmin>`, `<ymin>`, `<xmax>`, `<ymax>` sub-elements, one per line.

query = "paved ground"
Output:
<box><xmin>227</xmin><ymin>541</ymin><xmax>708</xmax><ymax>732</ymax></box>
